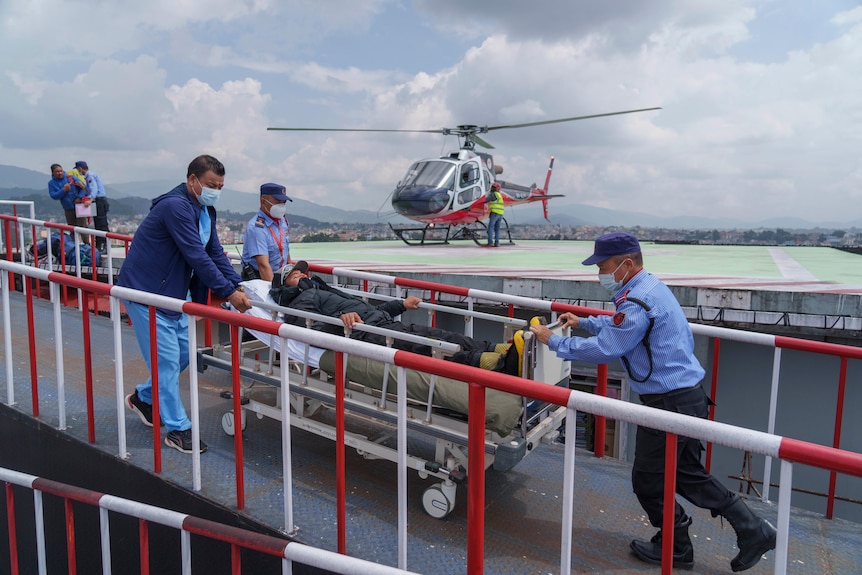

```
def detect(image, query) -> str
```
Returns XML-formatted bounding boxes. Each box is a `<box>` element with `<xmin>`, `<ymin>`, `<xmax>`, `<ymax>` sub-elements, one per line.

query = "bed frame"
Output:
<box><xmin>197</xmin><ymin>304</ymin><xmax>571</xmax><ymax>518</ymax></box>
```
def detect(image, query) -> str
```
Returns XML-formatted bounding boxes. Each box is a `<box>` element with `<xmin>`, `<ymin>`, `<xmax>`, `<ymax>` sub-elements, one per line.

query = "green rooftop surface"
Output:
<box><xmin>233</xmin><ymin>240</ymin><xmax>862</xmax><ymax>291</ymax></box>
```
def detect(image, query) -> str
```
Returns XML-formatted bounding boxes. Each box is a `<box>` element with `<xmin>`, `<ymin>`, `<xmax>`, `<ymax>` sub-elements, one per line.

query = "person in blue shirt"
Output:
<box><xmin>75</xmin><ymin>161</ymin><xmax>110</xmax><ymax>252</ymax></box>
<box><xmin>118</xmin><ymin>154</ymin><xmax>252</xmax><ymax>455</ymax></box>
<box><xmin>47</xmin><ymin>163</ymin><xmax>88</xmax><ymax>226</ymax></box>
<box><xmin>530</xmin><ymin>232</ymin><xmax>776</xmax><ymax>572</ymax></box>
<box><xmin>240</xmin><ymin>183</ymin><xmax>292</xmax><ymax>281</ymax></box>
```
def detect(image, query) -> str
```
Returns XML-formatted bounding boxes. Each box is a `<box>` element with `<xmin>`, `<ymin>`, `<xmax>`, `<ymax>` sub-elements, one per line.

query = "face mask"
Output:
<box><xmin>194</xmin><ymin>177</ymin><xmax>221</xmax><ymax>206</ymax></box>
<box><xmin>598</xmin><ymin>260</ymin><xmax>629</xmax><ymax>293</ymax></box>
<box><xmin>269</xmin><ymin>202</ymin><xmax>287</xmax><ymax>218</ymax></box>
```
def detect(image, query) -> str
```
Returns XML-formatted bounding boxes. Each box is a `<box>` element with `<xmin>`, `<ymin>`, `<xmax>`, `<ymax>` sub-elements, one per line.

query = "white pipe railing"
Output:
<box><xmin>0</xmin><ymin>466</ymin><xmax>420</xmax><ymax>575</ymax></box>
<box><xmin>3</xmin><ymin>256</ymin><xmax>862</xmax><ymax>574</ymax></box>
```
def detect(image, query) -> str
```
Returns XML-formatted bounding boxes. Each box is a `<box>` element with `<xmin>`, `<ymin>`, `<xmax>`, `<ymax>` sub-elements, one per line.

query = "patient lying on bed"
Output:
<box><xmin>240</xmin><ymin>279</ymin><xmax>523</xmax><ymax>437</ymax></box>
<box><xmin>269</xmin><ymin>261</ymin><xmax>521</xmax><ymax>375</ymax></box>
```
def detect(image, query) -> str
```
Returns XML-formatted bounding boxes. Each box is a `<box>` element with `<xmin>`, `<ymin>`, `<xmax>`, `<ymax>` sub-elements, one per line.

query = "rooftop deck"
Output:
<box><xmin>2</xmin><ymin>283</ymin><xmax>861</xmax><ymax>574</ymax></box>
<box><xmin>275</xmin><ymin>240</ymin><xmax>862</xmax><ymax>294</ymax></box>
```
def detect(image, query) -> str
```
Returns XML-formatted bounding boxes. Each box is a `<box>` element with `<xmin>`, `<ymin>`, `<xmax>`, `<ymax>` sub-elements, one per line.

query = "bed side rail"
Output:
<box><xmin>337</xmin><ymin>287</ymin><xmax>528</xmax><ymax>329</ymax></box>
<box><xmin>250</xmin><ymin>299</ymin><xmax>461</xmax><ymax>355</ymax></box>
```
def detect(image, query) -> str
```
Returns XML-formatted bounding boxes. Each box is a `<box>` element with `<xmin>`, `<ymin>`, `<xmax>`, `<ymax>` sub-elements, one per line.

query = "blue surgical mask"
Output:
<box><xmin>199</xmin><ymin>186</ymin><xmax>221</xmax><ymax>206</ymax></box>
<box><xmin>598</xmin><ymin>260</ymin><xmax>629</xmax><ymax>293</ymax></box>
<box><xmin>194</xmin><ymin>177</ymin><xmax>221</xmax><ymax>206</ymax></box>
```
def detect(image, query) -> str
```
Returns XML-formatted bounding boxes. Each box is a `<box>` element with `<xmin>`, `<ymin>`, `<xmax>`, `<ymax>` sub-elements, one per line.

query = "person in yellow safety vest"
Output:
<box><xmin>486</xmin><ymin>182</ymin><xmax>505</xmax><ymax>247</ymax></box>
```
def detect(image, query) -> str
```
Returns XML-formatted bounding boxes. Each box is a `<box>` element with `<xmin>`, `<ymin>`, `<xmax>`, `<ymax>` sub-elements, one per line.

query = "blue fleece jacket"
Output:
<box><xmin>117</xmin><ymin>183</ymin><xmax>241</xmax><ymax>318</ymax></box>
<box><xmin>48</xmin><ymin>173</ymin><xmax>87</xmax><ymax>210</ymax></box>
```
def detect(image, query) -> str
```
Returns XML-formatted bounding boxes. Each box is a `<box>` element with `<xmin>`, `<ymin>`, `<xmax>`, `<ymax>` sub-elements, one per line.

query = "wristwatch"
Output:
<box><xmin>234</xmin><ymin>285</ymin><xmax>245</xmax><ymax>293</ymax></box>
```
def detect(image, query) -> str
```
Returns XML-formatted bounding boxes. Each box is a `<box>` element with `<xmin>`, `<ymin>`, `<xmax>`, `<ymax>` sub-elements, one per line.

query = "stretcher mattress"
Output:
<box><xmin>240</xmin><ymin>280</ymin><xmax>523</xmax><ymax>436</ymax></box>
<box><xmin>316</xmin><ymin>351</ymin><xmax>522</xmax><ymax>437</ymax></box>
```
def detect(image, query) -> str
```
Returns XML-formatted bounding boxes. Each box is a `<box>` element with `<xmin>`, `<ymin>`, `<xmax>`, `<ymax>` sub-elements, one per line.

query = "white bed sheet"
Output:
<box><xmin>240</xmin><ymin>279</ymin><xmax>326</xmax><ymax>368</ymax></box>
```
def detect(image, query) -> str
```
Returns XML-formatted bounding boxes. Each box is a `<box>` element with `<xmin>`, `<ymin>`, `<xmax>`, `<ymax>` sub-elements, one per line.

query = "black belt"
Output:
<box><xmin>639</xmin><ymin>385</ymin><xmax>701</xmax><ymax>407</ymax></box>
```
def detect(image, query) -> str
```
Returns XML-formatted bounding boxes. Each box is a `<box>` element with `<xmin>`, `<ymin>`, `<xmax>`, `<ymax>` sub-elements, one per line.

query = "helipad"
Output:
<box><xmin>276</xmin><ymin>240</ymin><xmax>862</xmax><ymax>294</ymax></box>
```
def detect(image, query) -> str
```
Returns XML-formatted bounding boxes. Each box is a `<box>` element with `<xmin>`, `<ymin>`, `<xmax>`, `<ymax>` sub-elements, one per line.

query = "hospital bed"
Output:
<box><xmin>197</xmin><ymin>280</ymin><xmax>571</xmax><ymax>518</ymax></box>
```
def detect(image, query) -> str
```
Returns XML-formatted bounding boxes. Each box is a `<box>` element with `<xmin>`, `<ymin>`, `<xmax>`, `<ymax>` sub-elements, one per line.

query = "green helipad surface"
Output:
<box><xmin>243</xmin><ymin>240</ymin><xmax>862</xmax><ymax>293</ymax></box>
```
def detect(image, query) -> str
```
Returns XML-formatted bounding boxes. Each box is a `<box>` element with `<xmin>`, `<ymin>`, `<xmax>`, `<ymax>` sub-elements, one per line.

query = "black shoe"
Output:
<box><xmin>165</xmin><ymin>429</ymin><xmax>208</xmax><ymax>454</ymax></box>
<box><xmin>720</xmin><ymin>496</ymin><xmax>777</xmax><ymax>572</ymax></box>
<box><xmin>126</xmin><ymin>391</ymin><xmax>162</xmax><ymax>427</ymax></box>
<box><xmin>630</xmin><ymin>515</ymin><xmax>694</xmax><ymax>570</ymax></box>
<box><xmin>501</xmin><ymin>334</ymin><xmax>522</xmax><ymax>376</ymax></box>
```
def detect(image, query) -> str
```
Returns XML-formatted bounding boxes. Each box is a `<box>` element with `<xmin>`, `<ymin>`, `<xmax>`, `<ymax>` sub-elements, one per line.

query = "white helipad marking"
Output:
<box><xmin>768</xmin><ymin>248</ymin><xmax>819</xmax><ymax>282</ymax></box>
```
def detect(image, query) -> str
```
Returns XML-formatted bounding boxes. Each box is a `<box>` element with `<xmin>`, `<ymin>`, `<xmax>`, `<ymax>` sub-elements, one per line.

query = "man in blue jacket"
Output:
<box><xmin>48</xmin><ymin>163</ymin><xmax>88</xmax><ymax>226</ymax></box>
<box><xmin>118</xmin><ymin>154</ymin><xmax>252</xmax><ymax>454</ymax></box>
<box><xmin>530</xmin><ymin>232</ymin><xmax>776</xmax><ymax>572</ymax></box>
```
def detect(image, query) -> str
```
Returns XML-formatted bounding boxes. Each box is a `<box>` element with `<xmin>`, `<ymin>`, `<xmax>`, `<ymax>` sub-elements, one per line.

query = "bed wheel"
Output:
<box><xmin>221</xmin><ymin>410</ymin><xmax>247</xmax><ymax>436</ymax></box>
<box><xmin>422</xmin><ymin>482</ymin><xmax>455</xmax><ymax>519</ymax></box>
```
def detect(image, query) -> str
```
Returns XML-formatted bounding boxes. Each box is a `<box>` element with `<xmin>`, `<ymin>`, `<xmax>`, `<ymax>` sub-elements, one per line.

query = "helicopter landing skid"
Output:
<box><xmin>389</xmin><ymin>222</ymin><xmax>457</xmax><ymax>246</ymax></box>
<box><xmin>389</xmin><ymin>221</ymin><xmax>514</xmax><ymax>247</ymax></box>
<box><xmin>470</xmin><ymin>218</ymin><xmax>515</xmax><ymax>247</ymax></box>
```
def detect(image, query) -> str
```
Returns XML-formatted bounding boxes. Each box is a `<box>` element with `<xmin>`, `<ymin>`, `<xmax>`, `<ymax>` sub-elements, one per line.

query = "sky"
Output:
<box><xmin>1</xmin><ymin>0</ymin><xmax>861</xmax><ymax>224</ymax></box>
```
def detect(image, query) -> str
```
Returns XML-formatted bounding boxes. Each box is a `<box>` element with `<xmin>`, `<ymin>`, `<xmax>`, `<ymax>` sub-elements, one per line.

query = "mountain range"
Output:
<box><xmin>1</xmin><ymin>164</ymin><xmax>856</xmax><ymax>230</ymax></box>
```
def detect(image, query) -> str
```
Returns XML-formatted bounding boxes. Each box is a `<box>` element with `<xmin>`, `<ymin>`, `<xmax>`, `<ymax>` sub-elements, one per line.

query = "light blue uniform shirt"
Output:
<box><xmin>547</xmin><ymin>270</ymin><xmax>705</xmax><ymax>396</ymax></box>
<box><xmin>85</xmin><ymin>171</ymin><xmax>106</xmax><ymax>198</ymax></box>
<box><xmin>241</xmin><ymin>210</ymin><xmax>290</xmax><ymax>271</ymax></box>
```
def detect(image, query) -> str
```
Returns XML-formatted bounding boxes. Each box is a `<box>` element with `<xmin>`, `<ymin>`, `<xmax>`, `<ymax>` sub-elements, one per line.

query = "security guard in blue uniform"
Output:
<box><xmin>241</xmin><ymin>183</ymin><xmax>292</xmax><ymax>281</ymax></box>
<box><xmin>530</xmin><ymin>232</ymin><xmax>776</xmax><ymax>572</ymax></box>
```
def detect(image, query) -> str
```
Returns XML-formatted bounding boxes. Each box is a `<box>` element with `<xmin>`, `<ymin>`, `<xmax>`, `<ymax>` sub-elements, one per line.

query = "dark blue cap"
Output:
<box><xmin>75</xmin><ymin>161</ymin><xmax>88</xmax><ymax>169</ymax></box>
<box><xmin>260</xmin><ymin>183</ymin><xmax>291</xmax><ymax>202</ymax></box>
<box><xmin>581</xmin><ymin>232</ymin><xmax>641</xmax><ymax>265</ymax></box>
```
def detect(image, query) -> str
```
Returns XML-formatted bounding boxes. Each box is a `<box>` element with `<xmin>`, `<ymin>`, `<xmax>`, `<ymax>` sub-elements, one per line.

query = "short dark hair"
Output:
<box><xmin>612</xmin><ymin>252</ymin><xmax>643</xmax><ymax>266</ymax></box>
<box><xmin>187</xmin><ymin>155</ymin><xmax>225</xmax><ymax>179</ymax></box>
<box><xmin>50</xmin><ymin>163</ymin><xmax>62</xmax><ymax>171</ymax></box>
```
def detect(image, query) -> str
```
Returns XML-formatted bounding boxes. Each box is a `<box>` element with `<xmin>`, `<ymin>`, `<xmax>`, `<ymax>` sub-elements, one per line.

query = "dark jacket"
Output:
<box><xmin>271</xmin><ymin>276</ymin><xmax>406</xmax><ymax>334</ymax></box>
<box><xmin>117</xmin><ymin>183</ymin><xmax>241</xmax><ymax>318</ymax></box>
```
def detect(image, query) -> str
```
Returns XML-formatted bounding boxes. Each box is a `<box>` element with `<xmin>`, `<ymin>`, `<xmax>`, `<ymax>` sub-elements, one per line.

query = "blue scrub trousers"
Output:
<box><xmin>124</xmin><ymin>300</ymin><xmax>191</xmax><ymax>432</ymax></box>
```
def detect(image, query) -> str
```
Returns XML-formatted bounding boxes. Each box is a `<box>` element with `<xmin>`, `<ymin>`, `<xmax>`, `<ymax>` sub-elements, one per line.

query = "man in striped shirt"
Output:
<box><xmin>530</xmin><ymin>232</ymin><xmax>776</xmax><ymax>572</ymax></box>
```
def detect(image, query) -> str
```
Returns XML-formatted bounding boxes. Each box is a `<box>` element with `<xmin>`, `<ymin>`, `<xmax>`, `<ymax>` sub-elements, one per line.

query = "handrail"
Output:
<box><xmin>0</xmin><ymin>466</ymin><xmax>419</xmax><ymax>575</ymax></box>
<box><xmin>3</xmin><ymin>231</ymin><xmax>862</xmax><ymax>573</ymax></box>
<box><xmin>337</xmin><ymin>286</ymin><xmax>528</xmax><ymax>326</ymax></box>
<box><xmin>251</xmin><ymin>299</ymin><xmax>462</xmax><ymax>354</ymax></box>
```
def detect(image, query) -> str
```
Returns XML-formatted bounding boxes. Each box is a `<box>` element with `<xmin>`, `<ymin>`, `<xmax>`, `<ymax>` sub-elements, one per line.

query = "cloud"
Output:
<box><xmin>1</xmin><ymin>0</ymin><xmax>861</xmax><ymax>224</ymax></box>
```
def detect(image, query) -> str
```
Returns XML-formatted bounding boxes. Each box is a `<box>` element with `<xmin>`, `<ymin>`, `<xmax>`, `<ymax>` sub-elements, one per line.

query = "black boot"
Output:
<box><xmin>720</xmin><ymin>495</ymin><xmax>777</xmax><ymax>572</ymax></box>
<box><xmin>630</xmin><ymin>513</ymin><xmax>694</xmax><ymax>570</ymax></box>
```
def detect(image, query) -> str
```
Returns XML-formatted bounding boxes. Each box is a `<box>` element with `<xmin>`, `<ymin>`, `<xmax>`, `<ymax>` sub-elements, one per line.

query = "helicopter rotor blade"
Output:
<box><xmin>484</xmin><ymin>107</ymin><xmax>661</xmax><ymax>132</ymax></box>
<box><xmin>468</xmin><ymin>134</ymin><xmax>495</xmax><ymax>149</ymax></box>
<box><xmin>266</xmin><ymin>106</ymin><xmax>661</xmax><ymax>141</ymax></box>
<box><xmin>267</xmin><ymin>127</ymin><xmax>442</xmax><ymax>134</ymax></box>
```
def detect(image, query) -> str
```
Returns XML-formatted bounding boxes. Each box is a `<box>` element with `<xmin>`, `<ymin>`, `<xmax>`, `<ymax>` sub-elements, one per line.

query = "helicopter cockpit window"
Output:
<box><xmin>459</xmin><ymin>163</ymin><xmax>479</xmax><ymax>188</ymax></box>
<box><xmin>482</xmin><ymin>170</ymin><xmax>491</xmax><ymax>191</ymax></box>
<box><xmin>400</xmin><ymin>161</ymin><xmax>456</xmax><ymax>190</ymax></box>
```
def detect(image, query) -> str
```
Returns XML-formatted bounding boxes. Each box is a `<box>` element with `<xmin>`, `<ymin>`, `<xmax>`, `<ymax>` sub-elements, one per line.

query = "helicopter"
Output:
<box><xmin>268</xmin><ymin>107</ymin><xmax>660</xmax><ymax>246</ymax></box>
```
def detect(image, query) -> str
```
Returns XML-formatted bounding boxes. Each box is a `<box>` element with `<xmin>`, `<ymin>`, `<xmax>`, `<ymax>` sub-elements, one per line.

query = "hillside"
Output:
<box><xmin>3</xmin><ymin>164</ymin><xmax>859</xmax><ymax>230</ymax></box>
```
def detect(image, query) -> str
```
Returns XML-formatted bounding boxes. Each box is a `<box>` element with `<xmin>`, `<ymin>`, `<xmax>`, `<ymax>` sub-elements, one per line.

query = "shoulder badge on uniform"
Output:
<box><xmin>254</xmin><ymin>217</ymin><xmax>265</xmax><ymax>227</ymax></box>
<box><xmin>612</xmin><ymin>311</ymin><xmax>626</xmax><ymax>326</ymax></box>
<box><xmin>613</xmin><ymin>289</ymin><xmax>630</xmax><ymax>307</ymax></box>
